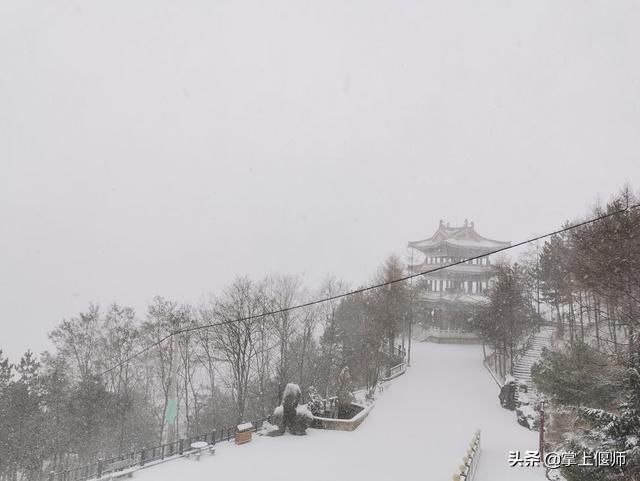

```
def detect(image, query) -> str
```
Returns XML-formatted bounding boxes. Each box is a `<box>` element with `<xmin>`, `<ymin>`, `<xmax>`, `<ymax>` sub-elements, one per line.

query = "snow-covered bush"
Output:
<box><xmin>290</xmin><ymin>405</ymin><xmax>314</xmax><ymax>435</ymax></box>
<box><xmin>257</xmin><ymin>420</ymin><xmax>280</xmax><ymax>436</ymax></box>
<box><xmin>306</xmin><ymin>386</ymin><xmax>324</xmax><ymax>416</ymax></box>
<box><xmin>283</xmin><ymin>383</ymin><xmax>302</xmax><ymax>403</ymax></box>
<box><xmin>271</xmin><ymin>383</ymin><xmax>312</xmax><ymax>435</ymax></box>
<box><xmin>336</xmin><ymin>366</ymin><xmax>354</xmax><ymax>418</ymax></box>
<box><xmin>283</xmin><ymin>383</ymin><xmax>301</xmax><ymax>431</ymax></box>
<box><xmin>516</xmin><ymin>404</ymin><xmax>537</xmax><ymax>430</ymax></box>
<box><xmin>271</xmin><ymin>405</ymin><xmax>284</xmax><ymax>430</ymax></box>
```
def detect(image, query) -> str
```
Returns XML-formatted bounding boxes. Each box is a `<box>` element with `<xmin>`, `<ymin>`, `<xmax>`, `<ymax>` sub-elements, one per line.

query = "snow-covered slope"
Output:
<box><xmin>133</xmin><ymin>343</ymin><xmax>546</xmax><ymax>481</ymax></box>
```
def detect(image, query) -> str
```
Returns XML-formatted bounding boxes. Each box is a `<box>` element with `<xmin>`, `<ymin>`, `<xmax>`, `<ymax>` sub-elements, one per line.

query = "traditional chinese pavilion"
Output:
<box><xmin>408</xmin><ymin>220</ymin><xmax>510</xmax><ymax>331</ymax></box>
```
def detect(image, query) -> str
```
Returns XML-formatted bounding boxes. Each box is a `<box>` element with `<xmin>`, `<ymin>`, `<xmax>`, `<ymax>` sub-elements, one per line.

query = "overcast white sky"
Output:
<box><xmin>1</xmin><ymin>0</ymin><xmax>639</xmax><ymax>361</ymax></box>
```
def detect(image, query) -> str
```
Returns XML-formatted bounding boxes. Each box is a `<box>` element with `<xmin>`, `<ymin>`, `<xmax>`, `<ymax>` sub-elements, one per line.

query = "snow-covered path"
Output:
<box><xmin>135</xmin><ymin>342</ymin><xmax>546</xmax><ymax>481</ymax></box>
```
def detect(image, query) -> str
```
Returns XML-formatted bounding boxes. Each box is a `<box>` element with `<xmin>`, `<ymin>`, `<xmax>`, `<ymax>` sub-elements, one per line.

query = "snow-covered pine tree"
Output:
<box><xmin>306</xmin><ymin>386</ymin><xmax>324</xmax><ymax>416</ymax></box>
<box><xmin>562</xmin><ymin>359</ymin><xmax>640</xmax><ymax>480</ymax></box>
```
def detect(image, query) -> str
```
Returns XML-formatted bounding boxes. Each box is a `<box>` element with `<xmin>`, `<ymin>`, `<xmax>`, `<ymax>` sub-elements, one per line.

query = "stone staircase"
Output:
<box><xmin>512</xmin><ymin>325</ymin><xmax>554</xmax><ymax>392</ymax></box>
<box><xmin>512</xmin><ymin>325</ymin><xmax>554</xmax><ymax>428</ymax></box>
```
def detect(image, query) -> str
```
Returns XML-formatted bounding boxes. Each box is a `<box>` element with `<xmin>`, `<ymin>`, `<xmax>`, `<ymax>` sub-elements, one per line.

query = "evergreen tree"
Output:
<box><xmin>539</xmin><ymin>232</ymin><xmax>572</xmax><ymax>336</ymax></box>
<box><xmin>561</xmin><ymin>358</ymin><xmax>640</xmax><ymax>480</ymax></box>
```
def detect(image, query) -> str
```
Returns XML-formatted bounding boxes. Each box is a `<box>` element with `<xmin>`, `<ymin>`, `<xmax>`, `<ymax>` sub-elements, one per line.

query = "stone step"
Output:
<box><xmin>515</xmin><ymin>365</ymin><xmax>536</xmax><ymax>370</ymax></box>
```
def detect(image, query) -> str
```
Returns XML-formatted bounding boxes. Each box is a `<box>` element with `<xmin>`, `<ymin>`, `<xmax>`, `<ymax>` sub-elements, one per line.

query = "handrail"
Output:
<box><xmin>451</xmin><ymin>430</ymin><xmax>481</xmax><ymax>481</ymax></box>
<box><xmin>482</xmin><ymin>357</ymin><xmax>504</xmax><ymax>388</ymax></box>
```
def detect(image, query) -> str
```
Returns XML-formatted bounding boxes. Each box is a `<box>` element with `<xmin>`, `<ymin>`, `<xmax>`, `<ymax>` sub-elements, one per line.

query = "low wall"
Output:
<box><xmin>312</xmin><ymin>403</ymin><xmax>372</xmax><ymax>432</ymax></box>
<box><xmin>380</xmin><ymin>362</ymin><xmax>407</xmax><ymax>382</ymax></box>
<box><xmin>424</xmin><ymin>333</ymin><xmax>482</xmax><ymax>345</ymax></box>
<box><xmin>415</xmin><ymin>326</ymin><xmax>483</xmax><ymax>345</ymax></box>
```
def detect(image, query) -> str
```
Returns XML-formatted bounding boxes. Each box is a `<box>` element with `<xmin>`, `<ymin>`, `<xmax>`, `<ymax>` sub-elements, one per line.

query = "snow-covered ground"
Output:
<box><xmin>134</xmin><ymin>342</ymin><xmax>546</xmax><ymax>481</ymax></box>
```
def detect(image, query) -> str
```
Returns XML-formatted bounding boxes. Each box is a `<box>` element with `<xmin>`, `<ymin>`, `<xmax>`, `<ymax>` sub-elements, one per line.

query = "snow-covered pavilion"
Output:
<box><xmin>408</xmin><ymin>220</ymin><xmax>510</xmax><ymax>331</ymax></box>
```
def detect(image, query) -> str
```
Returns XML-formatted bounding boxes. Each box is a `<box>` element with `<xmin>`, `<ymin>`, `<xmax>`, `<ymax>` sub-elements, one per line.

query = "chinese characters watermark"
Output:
<box><xmin>508</xmin><ymin>450</ymin><xmax>626</xmax><ymax>469</ymax></box>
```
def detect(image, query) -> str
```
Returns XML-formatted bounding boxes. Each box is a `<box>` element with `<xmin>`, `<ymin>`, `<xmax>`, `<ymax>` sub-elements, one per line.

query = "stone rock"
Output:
<box><xmin>499</xmin><ymin>381</ymin><xmax>517</xmax><ymax>410</ymax></box>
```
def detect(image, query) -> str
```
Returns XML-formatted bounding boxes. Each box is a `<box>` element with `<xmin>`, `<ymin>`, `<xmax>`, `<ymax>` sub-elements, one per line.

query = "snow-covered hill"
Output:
<box><xmin>131</xmin><ymin>342</ymin><xmax>546</xmax><ymax>481</ymax></box>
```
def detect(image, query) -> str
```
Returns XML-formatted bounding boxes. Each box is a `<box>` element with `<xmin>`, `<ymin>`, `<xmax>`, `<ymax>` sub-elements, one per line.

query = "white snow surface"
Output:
<box><xmin>134</xmin><ymin>343</ymin><xmax>546</xmax><ymax>481</ymax></box>
<box><xmin>295</xmin><ymin>404</ymin><xmax>313</xmax><ymax>421</ymax></box>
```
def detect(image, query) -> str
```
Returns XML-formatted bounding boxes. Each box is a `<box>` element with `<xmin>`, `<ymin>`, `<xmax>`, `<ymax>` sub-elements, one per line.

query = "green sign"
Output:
<box><xmin>164</xmin><ymin>398</ymin><xmax>177</xmax><ymax>424</ymax></box>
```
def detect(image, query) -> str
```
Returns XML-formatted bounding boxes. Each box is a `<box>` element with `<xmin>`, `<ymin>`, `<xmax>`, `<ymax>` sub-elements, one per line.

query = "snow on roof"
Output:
<box><xmin>408</xmin><ymin>220</ymin><xmax>510</xmax><ymax>253</ymax></box>
<box><xmin>445</xmin><ymin>238</ymin><xmax>509</xmax><ymax>248</ymax></box>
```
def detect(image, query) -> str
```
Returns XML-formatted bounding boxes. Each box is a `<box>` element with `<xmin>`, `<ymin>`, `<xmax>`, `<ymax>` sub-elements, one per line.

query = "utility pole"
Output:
<box><xmin>539</xmin><ymin>399</ymin><xmax>546</xmax><ymax>459</ymax></box>
<box><xmin>407</xmin><ymin>247</ymin><xmax>415</xmax><ymax>367</ymax></box>
<box><xmin>536</xmin><ymin>244</ymin><xmax>541</xmax><ymax>318</ymax></box>
<box><xmin>163</xmin><ymin>318</ymin><xmax>179</xmax><ymax>446</ymax></box>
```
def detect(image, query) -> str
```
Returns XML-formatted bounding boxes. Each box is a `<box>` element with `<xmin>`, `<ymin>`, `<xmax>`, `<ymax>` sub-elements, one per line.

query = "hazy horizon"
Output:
<box><xmin>2</xmin><ymin>0</ymin><xmax>639</xmax><ymax>361</ymax></box>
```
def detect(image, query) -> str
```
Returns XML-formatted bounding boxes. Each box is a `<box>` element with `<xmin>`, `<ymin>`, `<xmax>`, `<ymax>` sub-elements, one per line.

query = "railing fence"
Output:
<box><xmin>46</xmin><ymin>417</ymin><xmax>271</xmax><ymax>481</ymax></box>
<box><xmin>46</xmin><ymin>343</ymin><xmax>409</xmax><ymax>481</ymax></box>
<box><xmin>451</xmin><ymin>430</ymin><xmax>481</xmax><ymax>481</ymax></box>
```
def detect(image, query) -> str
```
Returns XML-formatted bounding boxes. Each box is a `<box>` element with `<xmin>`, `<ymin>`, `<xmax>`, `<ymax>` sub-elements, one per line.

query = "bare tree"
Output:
<box><xmin>49</xmin><ymin>304</ymin><xmax>103</xmax><ymax>380</ymax></box>
<box><xmin>142</xmin><ymin>296</ymin><xmax>185</xmax><ymax>443</ymax></box>
<box><xmin>211</xmin><ymin>277</ymin><xmax>264</xmax><ymax>424</ymax></box>
<box><xmin>264</xmin><ymin>275</ymin><xmax>305</xmax><ymax>401</ymax></box>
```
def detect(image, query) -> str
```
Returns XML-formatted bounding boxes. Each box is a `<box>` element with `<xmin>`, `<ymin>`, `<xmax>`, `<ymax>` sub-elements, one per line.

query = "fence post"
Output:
<box><xmin>211</xmin><ymin>429</ymin><xmax>216</xmax><ymax>445</ymax></box>
<box><xmin>97</xmin><ymin>459</ymin><xmax>103</xmax><ymax>479</ymax></box>
<box><xmin>49</xmin><ymin>471</ymin><xmax>55</xmax><ymax>481</ymax></box>
<box><xmin>161</xmin><ymin>444</ymin><xmax>165</xmax><ymax>460</ymax></box>
<box><xmin>179</xmin><ymin>439</ymin><xmax>184</xmax><ymax>455</ymax></box>
<box><xmin>140</xmin><ymin>448</ymin><xmax>146</xmax><ymax>467</ymax></box>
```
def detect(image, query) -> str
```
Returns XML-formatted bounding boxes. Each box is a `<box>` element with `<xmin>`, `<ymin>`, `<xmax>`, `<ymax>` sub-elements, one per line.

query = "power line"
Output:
<box><xmin>99</xmin><ymin>201</ymin><xmax>640</xmax><ymax>376</ymax></box>
<box><xmin>101</xmin><ymin>333</ymin><xmax>172</xmax><ymax>375</ymax></box>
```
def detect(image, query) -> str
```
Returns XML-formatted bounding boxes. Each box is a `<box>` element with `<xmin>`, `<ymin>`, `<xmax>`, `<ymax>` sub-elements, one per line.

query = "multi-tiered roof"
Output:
<box><xmin>408</xmin><ymin>220</ymin><xmax>510</xmax><ymax>304</ymax></box>
<box><xmin>408</xmin><ymin>219</ymin><xmax>510</xmax><ymax>260</ymax></box>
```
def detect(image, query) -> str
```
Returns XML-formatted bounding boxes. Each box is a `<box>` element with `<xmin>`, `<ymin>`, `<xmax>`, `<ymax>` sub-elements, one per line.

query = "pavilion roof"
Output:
<box><xmin>408</xmin><ymin>220</ymin><xmax>510</xmax><ymax>254</ymax></box>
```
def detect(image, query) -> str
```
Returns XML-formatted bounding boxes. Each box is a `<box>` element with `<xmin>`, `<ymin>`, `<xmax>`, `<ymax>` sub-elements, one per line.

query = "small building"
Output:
<box><xmin>408</xmin><ymin>220</ymin><xmax>510</xmax><ymax>332</ymax></box>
